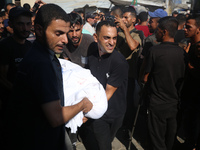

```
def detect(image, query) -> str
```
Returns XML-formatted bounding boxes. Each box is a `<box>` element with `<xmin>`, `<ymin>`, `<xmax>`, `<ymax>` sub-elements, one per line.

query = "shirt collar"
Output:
<box><xmin>48</xmin><ymin>49</ymin><xmax>56</xmax><ymax>61</ymax></box>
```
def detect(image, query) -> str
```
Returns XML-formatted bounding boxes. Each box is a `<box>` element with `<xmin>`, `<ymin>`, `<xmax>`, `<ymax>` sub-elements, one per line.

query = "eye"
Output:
<box><xmin>68</xmin><ymin>30</ymin><xmax>73</xmax><ymax>33</ymax></box>
<box><xmin>56</xmin><ymin>31</ymin><xmax>64</xmax><ymax>36</ymax></box>
<box><xmin>104</xmin><ymin>36</ymin><xmax>110</xmax><ymax>40</ymax></box>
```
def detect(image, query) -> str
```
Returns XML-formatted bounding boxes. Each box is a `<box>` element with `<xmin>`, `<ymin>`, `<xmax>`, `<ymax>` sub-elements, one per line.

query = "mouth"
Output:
<box><xmin>57</xmin><ymin>45</ymin><xmax>64</xmax><ymax>50</ymax></box>
<box><xmin>72</xmin><ymin>37</ymin><xmax>79</xmax><ymax>41</ymax></box>
<box><xmin>107</xmin><ymin>45</ymin><xmax>114</xmax><ymax>50</ymax></box>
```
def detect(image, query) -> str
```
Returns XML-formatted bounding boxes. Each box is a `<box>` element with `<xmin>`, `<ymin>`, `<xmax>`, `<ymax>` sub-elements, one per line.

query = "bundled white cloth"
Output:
<box><xmin>59</xmin><ymin>59</ymin><xmax>108</xmax><ymax>133</ymax></box>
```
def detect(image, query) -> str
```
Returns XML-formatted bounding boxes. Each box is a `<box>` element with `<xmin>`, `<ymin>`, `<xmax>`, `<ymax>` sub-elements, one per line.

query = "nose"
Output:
<box><xmin>62</xmin><ymin>34</ymin><xmax>68</xmax><ymax>44</ymax></box>
<box><xmin>72</xmin><ymin>30</ymin><xmax>77</xmax><ymax>37</ymax></box>
<box><xmin>109</xmin><ymin>38</ymin><xmax>115</xmax><ymax>46</ymax></box>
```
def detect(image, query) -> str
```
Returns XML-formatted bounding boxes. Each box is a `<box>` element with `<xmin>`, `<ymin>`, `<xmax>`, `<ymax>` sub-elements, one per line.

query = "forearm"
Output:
<box><xmin>123</xmin><ymin>28</ymin><xmax>139</xmax><ymax>51</ymax></box>
<box><xmin>42</xmin><ymin>98</ymin><xmax>92</xmax><ymax>127</ymax></box>
<box><xmin>106</xmin><ymin>84</ymin><xmax>117</xmax><ymax>101</ymax></box>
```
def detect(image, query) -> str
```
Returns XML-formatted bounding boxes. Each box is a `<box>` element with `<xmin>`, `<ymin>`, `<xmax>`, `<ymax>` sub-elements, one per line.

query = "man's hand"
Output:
<box><xmin>115</xmin><ymin>17</ymin><xmax>127</xmax><ymax>31</ymax></box>
<box><xmin>82</xmin><ymin>117</ymin><xmax>88</xmax><ymax>123</ymax></box>
<box><xmin>81</xmin><ymin>97</ymin><xmax>93</xmax><ymax>114</ymax></box>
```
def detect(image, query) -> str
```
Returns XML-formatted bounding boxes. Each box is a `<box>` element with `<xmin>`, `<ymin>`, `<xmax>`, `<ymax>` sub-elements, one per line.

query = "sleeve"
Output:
<box><xmin>107</xmin><ymin>56</ymin><xmax>129</xmax><ymax>87</ymax></box>
<box><xmin>131</xmin><ymin>32</ymin><xmax>142</xmax><ymax>50</ymax></box>
<box><xmin>30</xmin><ymin>62</ymin><xmax>60</xmax><ymax>104</ymax></box>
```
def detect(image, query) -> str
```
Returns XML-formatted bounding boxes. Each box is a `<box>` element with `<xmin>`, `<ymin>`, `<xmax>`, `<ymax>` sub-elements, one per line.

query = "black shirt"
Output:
<box><xmin>7</xmin><ymin>41</ymin><xmax>66</xmax><ymax>150</ymax></box>
<box><xmin>88</xmin><ymin>45</ymin><xmax>129</xmax><ymax>120</ymax></box>
<box><xmin>0</xmin><ymin>36</ymin><xmax>32</xmax><ymax>83</ymax></box>
<box><xmin>145</xmin><ymin>42</ymin><xmax>186</xmax><ymax>108</ymax></box>
<box><xmin>174</xmin><ymin>30</ymin><xmax>185</xmax><ymax>43</ymax></box>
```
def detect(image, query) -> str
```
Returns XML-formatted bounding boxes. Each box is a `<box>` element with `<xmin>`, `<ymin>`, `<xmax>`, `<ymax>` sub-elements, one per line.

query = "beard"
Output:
<box><xmin>13</xmin><ymin>28</ymin><xmax>30</xmax><ymax>39</ymax></box>
<box><xmin>70</xmin><ymin>36</ymin><xmax>81</xmax><ymax>45</ymax></box>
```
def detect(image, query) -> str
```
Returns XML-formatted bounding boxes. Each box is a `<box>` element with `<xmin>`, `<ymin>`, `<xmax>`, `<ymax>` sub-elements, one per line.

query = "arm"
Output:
<box><xmin>6</xmin><ymin>26</ymin><xmax>13</xmax><ymax>35</ymax></box>
<box><xmin>115</xmin><ymin>17</ymin><xmax>139</xmax><ymax>51</ymax></box>
<box><xmin>42</xmin><ymin>97</ymin><xmax>93</xmax><ymax>127</ymax></box>
<box><xmin>143</xmin><ymin>73</ymin><xmax>149</xmax><ymax>84</ymax></box>
<box><xmin>105</xmin><ymin>84</ymin><xmax>117</xmax><ymax>101</ymax></box>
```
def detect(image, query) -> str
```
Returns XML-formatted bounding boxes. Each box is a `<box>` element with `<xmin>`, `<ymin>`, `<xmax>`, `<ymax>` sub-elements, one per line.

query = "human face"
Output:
<box><xmin>45</xmin><ymin>19</ymin><xmax>70</xmax><ymax>54</ymax></box>
<box><xmin>0</xmin><ymin>17</ymin><xmax>4</xmax><ymax>34</ymax></box>
<box><xmin>97</xmin><ymin>25</ymin><xmax>117</xmax><ymax>55</ymax></box>
<box><xmin>184</xmin><ymin>19</ymin><xmax>198</xmax><ymax>38</ymax></box>
<box><xmin>6</xmin><ymin>5</ymin><xmax>15</xmax><ymax>19</ymax></box>
<box><xmin>12</xmin><ymin>16</ymin><xmax>32</xmax><ymax>39</ymax></box>
<box><xmin>67</xmin><ymin>24</ymin><xmax>83</xmax><ymax>46</ymax></box>
<box><xmin>94</xmin><ymin>15</ymin><xmax>100</xmax><ymax>24</ymax></box>
<box><xmin>88</xmin><ymin>18</ymin><xmax>95</xmax><ymax>26</ymax></box>
<box><xmin>122</xmin><ymin>12</ymin><xmax>135</xmax><ymax>29</ymax></box>
<box><xmin>155</xmin><ymin>27</ymin><xmax>163</xmax><ymax>42</ymax></box>
<box><xmin>148</xmin><ymin>17</ymin><xmax>159</xmax><ymax>33</ymax></box>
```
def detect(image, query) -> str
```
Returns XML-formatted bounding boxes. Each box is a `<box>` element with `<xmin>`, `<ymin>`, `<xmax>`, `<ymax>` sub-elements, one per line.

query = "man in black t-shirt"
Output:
<box><xmin>0</xmin><ymin>6</ymin><xmax>32</xmax><ymax>86</ymax></box>
<box><xmin>0</xmin><ymin>8</ymin><xmax>32</xmax><ymax>148</ymax></box>
<box><xmin>62</xmin><ymin>12</ymin><xmax>95</xmax><ymax>68</ymax></box>
<box><xmin>4</xmin><ymin>4</ymin><xmax>93</xmax><ymax>150</ymax></box>
<box><xmin>143</xmin><ymin>17</ymin><xmax>185</xmax><ymax>150</ymax></box>
<box><xmin>79</xmin><ymin>20</ymin><xmax>129</xmax><ymax>150</ymax></box>
<box><xmin>181</xmin><ymin>14</ymin><xmax>200</xmax><ymax>150</ymax></box>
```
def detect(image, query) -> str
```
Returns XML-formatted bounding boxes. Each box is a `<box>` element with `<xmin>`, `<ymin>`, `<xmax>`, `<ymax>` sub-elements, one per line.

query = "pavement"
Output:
<box><xmin>75</xmin><ymin>103</ymin><xmax>186</xmax><ymax>150</ymax></box>
<box><xmin>75</xmin><ymin>126</ymin><xmax>146</xmax><ymax>150</ymax></box>
<box><xmin>76</xmin><ymin>136</ymin><xmax>127</xmax><ymax>150</ymax></box>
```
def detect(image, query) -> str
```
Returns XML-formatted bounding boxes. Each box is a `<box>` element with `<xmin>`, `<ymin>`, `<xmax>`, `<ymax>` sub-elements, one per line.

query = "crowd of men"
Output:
<box><xmin>0</xmin><ymin>1</ymin><xmax>199</xmax><ymax>150</ymax></box>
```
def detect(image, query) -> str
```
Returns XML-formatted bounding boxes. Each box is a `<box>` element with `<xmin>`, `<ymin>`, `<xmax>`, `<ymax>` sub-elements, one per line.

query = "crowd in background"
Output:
<box><xmin>0</xmin><ymin>1</ymin><xmax>199</xmax><ymax>150</ymax></box>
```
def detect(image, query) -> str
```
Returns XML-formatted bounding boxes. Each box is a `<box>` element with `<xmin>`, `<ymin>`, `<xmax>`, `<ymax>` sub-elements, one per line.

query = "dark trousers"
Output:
<box><xmin>182</xmin><ymin>104</ymin><xmax>200</xmax><ymax>150</ymax></box>
<box><xmin>148</xmin><ymin>105</ymin><xmax>178</xmax><ymax>150</ymax></box>
<box><xmin>79</xmin><ymin>116</ymin><xmax>124</xmax><ymax>150</ymax></box>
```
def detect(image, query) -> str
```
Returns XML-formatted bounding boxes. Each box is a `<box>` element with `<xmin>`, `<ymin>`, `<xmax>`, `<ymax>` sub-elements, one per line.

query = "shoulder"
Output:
<box><xmin>111</xmin><ymin>50</ymin><xmax>128</xmax><ymax>66</ymax></box>
<box><xmin>0</xmin><ymin>36</ymin><xmax>13</xmax><ymax>45</ymax></box>
<box><xmin>82</xmin><ymin>34</ymin><xmax>94</xmax><ymax>42</ymax></box>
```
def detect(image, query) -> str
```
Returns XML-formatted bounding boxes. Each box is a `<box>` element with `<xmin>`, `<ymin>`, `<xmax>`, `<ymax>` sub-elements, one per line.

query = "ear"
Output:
<box><xmin>132</xmin><ymin>17</ymin><xmax>136</xmax><ymax>24</ymax></box>
<box><xmin>197</xmin><ymin>27</ymin><xmax>200</xmax><ymax>35</ymax></box>
<box><xmin>34</xmin><ymin>24</ymin><xmax>44</xmax><ymax>37</ymax></box>
<box><xmin>93</xmin><ymin>33</ymin><xmax>98</xmax><ymax>42</ymax></box>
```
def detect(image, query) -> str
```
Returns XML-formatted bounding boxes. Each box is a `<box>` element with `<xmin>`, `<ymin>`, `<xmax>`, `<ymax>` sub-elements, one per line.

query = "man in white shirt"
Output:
<box><xmin>83</xmin><ymin>12</ymin><xmax>95</xmax><ymax>36</ymax></box>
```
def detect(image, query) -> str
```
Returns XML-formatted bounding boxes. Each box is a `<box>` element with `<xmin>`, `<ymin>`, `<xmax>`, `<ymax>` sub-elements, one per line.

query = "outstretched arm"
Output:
<box><xmin>42</xmin><ymin>97</ymin><xmax>93</xmax><ymax>127</ymax></box>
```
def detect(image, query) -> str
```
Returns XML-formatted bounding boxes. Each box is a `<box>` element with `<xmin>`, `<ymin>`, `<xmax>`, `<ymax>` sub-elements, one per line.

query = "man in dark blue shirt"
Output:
<box><xmin>143</xmin><ymin>16</ymin><xmax>185</xmax><ymax>150</ymax></box>
<box><xmin>5</xmin><ymin>4</ymin><xmax>93</xmax><ymax>150</ymax></box>
<box><xmin>79</xmin><ymin>20</ymin><xmax>129</xmax><ymax>150</ymax></box>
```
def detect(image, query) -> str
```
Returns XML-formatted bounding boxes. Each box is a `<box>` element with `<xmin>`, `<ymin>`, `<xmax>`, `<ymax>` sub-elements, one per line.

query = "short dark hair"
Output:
<box><xmin>68</xmin><ymin>12</ymin><xmax>83</xmax><ymax>26</ymax></box>
<box><xmin>96</xmin><ymin>20</ymin><xmax>116</xmax><ymax>35</ymax></box>
<box><xmin>110</xmin><ymin>6</ymin><xmax>123</xmax><ymax>18</ymax></box>
<box><xmin>137</xmin><ymin>11</ymin><xmax>148</xmax><ymax>22</ymax></box>
<box><xmin>123</xmin><ymin>6</ymin><xmax>136</xmax><ymax>18</ymax></box>
<box><xmin>34</xmin><ymin>4</ymin><xmax>70</xmax><ymax>31</ymax></box>
<box><xmin>4</xmin><ymin>3</ymin><xmax>15</xmax><ymax>13</ymax></box>
<box><xmin>23</xmin><ymin>3</ymin><xmax>31</xmax><ymax>10</ymax></box>
<box><xmin>158</xmin><ymin>16</ymin><xmax>178</xmax><ymax>38</ymax></box>
<box><xmin>9</xmin><ymin>6</ymin><xmax>32</xmax><ymax>22</ymax></box>
<box><xmin>186</xmin><ymin>14</ymin><xmax>200</xmax><ymax>28</ymax></box>
<box><xmin>176</xmin><ymin>14</ymin><xmax>186</xmax><ymax>25</ymax></box>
